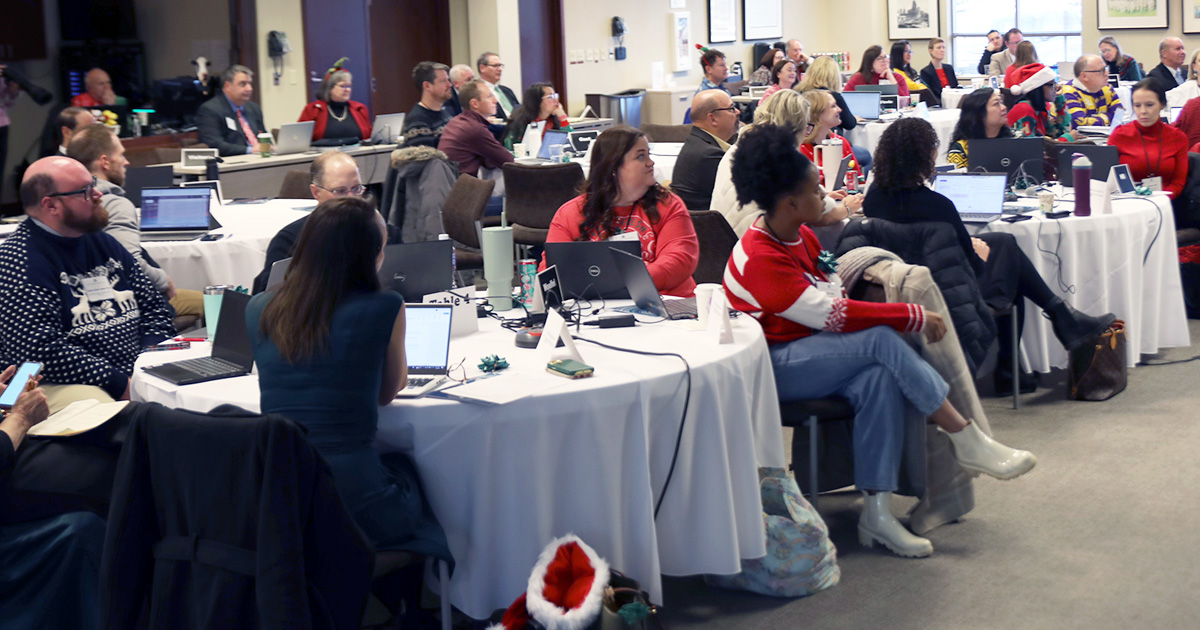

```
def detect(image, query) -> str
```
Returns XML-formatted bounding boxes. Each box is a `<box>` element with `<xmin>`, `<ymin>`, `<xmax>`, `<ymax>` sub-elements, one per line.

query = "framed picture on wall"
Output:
<box><xmin>709</xmin><ymin>0</ymin><xmax>737</xmax><ymax>43</ymax></box>
<box><xmin>887</xmin><ymin>0</ymin><xmax>939</xmax><ymax>40</ymax></box>
<box><xmin>1184</xmin><ymin>0</ymin><xmax>1200</xmax><ymax>33</ymax></box>
<box><xmin>1097</xmin><ymin>0</ymin><xmax>1168</xmax><ymax>29</ymax></box>
<box><xmin>742</xmin><ymin>0</ymin><xmax>782</xmax><ymax>41</ymax></box>
<box><xmin>670</xmin><ymin>12</ymin><xmax>693</xmax><ymax>73</ymax></box>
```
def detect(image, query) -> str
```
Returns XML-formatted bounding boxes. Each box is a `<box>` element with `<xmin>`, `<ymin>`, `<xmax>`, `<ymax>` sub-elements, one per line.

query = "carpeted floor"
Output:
<box><xmin>658</xmin><ymin>320</ymin><xmax>1200</xmax><ymax>630</ymax></box>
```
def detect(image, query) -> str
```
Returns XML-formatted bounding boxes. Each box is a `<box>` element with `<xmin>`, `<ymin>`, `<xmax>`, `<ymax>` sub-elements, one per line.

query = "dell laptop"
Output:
<box><xmin>141</xmin><ymin>290</ymin><xmax>253</xmax><ymax>385</ymax></box>
<box><xmin>1053</xmin><ymin>144</ymin><xmax>1121</xmax><ymax>187</ymax></box>
<box><xmin>377</xmin><ymin>240</ymin><xmax>455</xmax><ymax>302</ymax></box>
<box><xmin>275</xmin><ymin>121</ymin><xmax>315</xmax><ymax>155</ymax></box>
<box><xmin>543</xmin><ymin>240</ymin><xmax>642</xmax><ymax>300</ymax></box>
<box><xmin>840</xmin><ymin>91</ymin><xmax>882</xmax><ymax>121</ymax></box>
<box><xmin>609</xmin><ymin>247</ymin><xmax>697</xmax><ymax>319</ymax></box>
<box><xmin>138</xmin><ymin>187</ymin><xmax>214</xmax><ymax>240</ymax></box>
<box><xmin>395</xmin><ymin>303</ymin><xmax>454</xmax><ymax>398</ymax></box>
<box><xmin>933</xmin><ymin>172</ymin><xmax>1009</xmax><ymax>224</ymax></box>
<box><xmin>967</xmin><ymin>137</ymin><xmax>1045</xmax><ymax>186</ymax></box>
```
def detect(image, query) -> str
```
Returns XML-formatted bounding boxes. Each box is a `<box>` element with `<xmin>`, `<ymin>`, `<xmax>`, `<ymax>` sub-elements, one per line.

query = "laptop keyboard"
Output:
<box><xmin>174</xmin><ymin>356</ymin><xmax>244</xmax><ymax>377</ymax></box>
<box><xmin>406</xmin><ymin>377</ymin><xmax>434</xmax><ymax>388</ymax></box>
<box><xmin>959</xmin><ymin>213</ymin><xmax>999</xmax><ymax>222</ymax></box>
<box><xmin>665</xmin><ymin>299</ymin><xmax>697</xmax><ymax>318</ymax></box>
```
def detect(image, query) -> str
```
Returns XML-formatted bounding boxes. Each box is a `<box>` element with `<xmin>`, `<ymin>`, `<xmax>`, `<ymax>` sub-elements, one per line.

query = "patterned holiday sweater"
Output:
<box><xmin>722</xmin><ymin>220</ymin><xmax>926</xmax><ymax>345</ymax></box>
<box><xmin>0</xmin><ymin>220</ymin><xmax>174</xmax><ymax>397</ymax></box>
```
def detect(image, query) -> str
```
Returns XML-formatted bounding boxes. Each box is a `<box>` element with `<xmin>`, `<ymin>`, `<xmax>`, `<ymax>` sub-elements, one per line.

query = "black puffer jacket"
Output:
<box><xmin>837</xmin><ymin>217</ymin><xmax>997</xmax><ymax>375</ymax></box>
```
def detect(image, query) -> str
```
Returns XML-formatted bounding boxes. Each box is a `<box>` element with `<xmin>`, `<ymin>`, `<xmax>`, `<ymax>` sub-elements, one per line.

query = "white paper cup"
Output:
<box><xmin>513</xmin><ymin>143</ymin><xmax>526</xmax><ymax>158</ymax></box>
<box><xmin>1038</xmin><ymin>191</ymin><xmax>1055</xmax><ymax>214</ymax></box>
<box><xmin>694</xmin><ymin>283</ymin><xmax>722</xmax><ymax>328</ymax></box>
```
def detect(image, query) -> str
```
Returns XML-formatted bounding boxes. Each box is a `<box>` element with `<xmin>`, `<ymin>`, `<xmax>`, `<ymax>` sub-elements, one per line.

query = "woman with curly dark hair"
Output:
<box><xmin>724</xmin><ymin>122</ymin><xmax>1035</xmax><ymax>558</ymax></box>
<box><xmin>863</xmin><ymin>118</ymin><xmax>1116</xmax><ymax>394</ymax></box>
<box><xmin>946</xmin><ymin>88</ymin><xmax>1014</xmax><ymax>169</ymax></box>
<box><xmin>541</xmin><ymin>125</ymin><xmax>699</xmax><ymax>296</ymax></box>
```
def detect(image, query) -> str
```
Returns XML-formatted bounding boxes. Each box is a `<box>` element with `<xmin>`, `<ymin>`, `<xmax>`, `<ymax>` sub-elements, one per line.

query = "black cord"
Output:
<box><xmin>1142</xmin><ymin>355</ymin><xmax>1200</xmax><ymax>366</ymax></box>
<box><xmin>1032</xmin><ymin>215</ymin><xmax>1075</xmax><ymax>295</ymax></box>
<box><xmin>574</xmin><ymin>336</ymin><xmax>691</xmax><ymax>521</ymax></box>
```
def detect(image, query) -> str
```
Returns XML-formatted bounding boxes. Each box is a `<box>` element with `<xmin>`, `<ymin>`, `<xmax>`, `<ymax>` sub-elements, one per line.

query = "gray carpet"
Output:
<box><xmin>659</xmin><ymin>320</ymin><xmax>1200</xmax><ymax>630</ymax></box>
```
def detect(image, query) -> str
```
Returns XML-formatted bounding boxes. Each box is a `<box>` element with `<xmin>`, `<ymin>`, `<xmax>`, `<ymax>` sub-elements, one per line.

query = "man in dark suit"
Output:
<box><xmin>196</xmin><ymin>65</ymin><xmax>266</xmax><ymax>156</ymax></box>
<box><xmin>1147</xmin><ymin>37</ymin><xmax>1188</xmax><ymax>91</ymax></box>
<box><xmin>671</xmin><ymin>90</ymin><xmax>738</xmax><ymax>211</ymax></box>
<box><xmin>476</xmin><ymin>52</ymin><xmax>521</xmax><ymax>121</ymax></box>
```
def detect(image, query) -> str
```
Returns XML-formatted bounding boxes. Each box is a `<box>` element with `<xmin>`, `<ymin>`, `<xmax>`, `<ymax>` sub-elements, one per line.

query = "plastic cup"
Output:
<box><xmin>203</xmin><ymin>285</ymin><xmax>230</xmax><ymax>339</ymax></box>
<box><xmin>694</xmin><ymin>283</ymin><xmax>721</xmax><ymax>328</ymax></box>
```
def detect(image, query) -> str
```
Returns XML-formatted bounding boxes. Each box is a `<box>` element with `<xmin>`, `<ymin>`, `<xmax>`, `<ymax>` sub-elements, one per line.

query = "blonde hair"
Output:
<box><xmin>800</xmin><ymin>90</ymin><xmax>834</xmax><ymax>144</ymax></box>
<box><xmin>797</xmin><ymin>56</ymin><xmax>842</xmax><ymax>93</ymax></box>
<box><xmin>1189</xmin><ymin>48</ymin><xmax>1200</xmax><ymax>80</ymax></box>
<box><xmin>743</xmin><ymin>90</ymin><xmax>811</xmax><ymax>143</ymax></box>
<box><xmin>928</xmin><ymin>37</ymin><xmax>945</xmax><ymax>52</ymax></box>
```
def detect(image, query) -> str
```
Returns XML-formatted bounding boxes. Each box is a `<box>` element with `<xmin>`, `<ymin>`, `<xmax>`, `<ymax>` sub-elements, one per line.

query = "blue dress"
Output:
<box><xmin>246</xmin><ymin>290</ymin><xmax>452</xmax><ymax>567</ymax></box>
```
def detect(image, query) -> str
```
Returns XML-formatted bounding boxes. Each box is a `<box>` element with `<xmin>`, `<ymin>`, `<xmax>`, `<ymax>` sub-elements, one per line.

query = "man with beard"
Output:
<box><xmin>0</xmin><ymin>156</ymin><xmax>174</xmax><ymax>412</ymax></box>
<box><xmin>67</xmin><ymin>125</ymin><xmax>203</xmax><ymax>319</ymax></box>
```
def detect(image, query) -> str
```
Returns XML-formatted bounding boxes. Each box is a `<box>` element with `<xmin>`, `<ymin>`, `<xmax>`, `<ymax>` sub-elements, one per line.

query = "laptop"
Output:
<box><xmin>831</xmin><ymin>153</ymin><xmax>854</xmax><ymax>191</ymax></box>
<box><xmin>141</xmin><ymin>290</ymin><xmax>253</xmax><ymax>385</ymax></box>
<box><xmin>840</xmin><ymin>91</ymin><xmax>882</xmax><ymax>120</ymax></box>
<box><xmin>275</xmin><ymin>121</ymin><xmax>315</xmax><ymax>155</ymax></box>
<box><xmin>377</xmin><ymin>240</ymin><xmax>454</xmax><ymax>302</ymax></box>
<box><xmin>180</xmin><ymin>179</ymin><xmax>225</xmax><ymax>205</ymax></box>
<box><xmin>1053</xmin><ymin>144</ymin><xmax>1120</xmax><ymax>187</ymax></box>
<box><xmin>395</xmin><ymin>303</ymin><xmax>454</xmax><ymax>398</ymax></box>
<box><xmin>933</xmin><ymin>172</ymin><xmax>1009</xmax><ymax>223</ymax></box>
<box><xmin>609</xmin><ymin>247</ymin><xmax>696</xmax><ymax>319</ymax></box>
<box><xmin>543</xmin><ymin>240</ymin><xmax>642</xmax><ymax>300</ymax></box>
<box><xmin>538</xmin><ymin>129</ymin><xmax>571</xmax><ymax>160</ymax></box>
<box><xmin>138</xmin><ymin>187</ymin><xmax>214</xmax><ymax>240</ymax></box>
<box><xmin>123</xmin><ymin>164</ymin><xmax>173</xmax><ymax>208</ymax></box>
<box><xmin>1077</xmin><ymin>108</ymin><xmax>1124</xmax><ymax>136</ymax></box>
<box><xmin>266</xmin><ymin>257</ymin><xmax>290</xmax><ymax>291</ymax></box>
<box><xmin>567</xmin><ymin>129</ymin><xmax>599</xmax><ymax>154</ymax></box>
<box><xmin>1171</xmin><ymin>106</ymin><xmax>1183</xmax><ymax>123</ymax></box>
<box><xmin>967</xmin><ymin>137</ymin><xmax>1045</xmax><ymax>185</ymax></box>
<box><xmin>371</xmin><ymin>113</ymin><xmax>406</xmax><ymax>143</ymax></box>
<box><xmin>853</xmin><ymin>83</ymin><xmax>899</xmax><ymax>96</ymax></box>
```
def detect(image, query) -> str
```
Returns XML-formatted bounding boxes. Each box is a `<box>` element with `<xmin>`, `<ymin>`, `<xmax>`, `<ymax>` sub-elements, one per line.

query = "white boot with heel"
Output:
<box><xmin>944</xmin><ymin>421</ymin><xmax>1036</xmax><ymax>481</ymax></box>
<box><xmin>858</xmin><ymin>491</ymin><xmax>934</xmax><ymax>558</ymax></box>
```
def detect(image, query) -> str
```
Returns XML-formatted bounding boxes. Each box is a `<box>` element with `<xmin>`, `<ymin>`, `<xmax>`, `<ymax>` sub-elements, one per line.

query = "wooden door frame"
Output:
<box><xmin>228</xmin><ymin>0</ymin><xmax>261</xmax><ymax>105</ymax></box>
<box><xmin>547</xmin><ymin>0</ymin><xmax>567</xmax><ymax>108</ymax></box>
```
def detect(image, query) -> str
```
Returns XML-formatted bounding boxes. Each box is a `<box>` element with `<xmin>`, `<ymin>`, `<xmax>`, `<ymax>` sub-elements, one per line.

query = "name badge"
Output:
<box><xmin>81</xmin><ymin>276</ymin><xmax>115</xmax><ymax>301</ymax></box>
<box><xmin>607</xmin><ymin>231</ymin><xmax>639</xmax><ymax>242</ymax></box>
<box><xmin>1142</xmin><ymin>176</ymin><xmax>1163</xmax><ymax>192</ymax></box>
<box><xmin>808</xmin><ymin>273</ymin><xmax>843</xmax><ymax>300</ymax></box>
<box><xmin>226</xmin><ymin>117</ymin><xmax>237</xmax><ymax>131</ymax></box>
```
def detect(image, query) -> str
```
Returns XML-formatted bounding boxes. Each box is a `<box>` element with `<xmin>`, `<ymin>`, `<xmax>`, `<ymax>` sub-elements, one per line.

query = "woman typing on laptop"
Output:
<box><xmin>245</xmin><ymin>197</ymin><xmax>451</xmax><ymax>624</ymax></box>
<box><xmin>541</xmin><ymin>125</ymin><xmax>699</xmax><ymax>297</ymax></box>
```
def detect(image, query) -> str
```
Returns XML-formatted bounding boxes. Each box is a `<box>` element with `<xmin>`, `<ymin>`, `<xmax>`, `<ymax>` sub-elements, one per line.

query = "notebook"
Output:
<box><xmin>123</xmin><ymin>164</ymin><xmax>173</xmax><ymax>208</ymax></box>
<box><xmin>840</xmin><ymin>91</ymin><xmax>882</xmax><ymax>120</ymax></box>
<box><xmin>395</xmin><ymin>303</ymin><xmax>455</xmax><ymax>398</ymax></box>
<box><xmin>543</xmin><ymin>240</ymin><xmax>643</xmax><ymax>300</ymax></box>
<box><xmin>377</xmin><ymin>241</ymin><xmax>455</xmax><ymax>302</ymax></box>
<box><xmin>370</xmin><ymin>113</ymin><xmax>406</xmax><ymax>143</ymax></box>
<box><xmin>138</xmin><ymin>187</ymin><xmax>214</xmax><ymax>240</ymax></box>
<box><xmin>609</xmin><ymin>247</ymin><xmax>696</xmax><ymax>319</ymax></box>
<box><xmin>141</xmin><ymin>290</ymin><xmax>253</xmax><ymax>385</ymax></box>
<box><xmin>933</xmin><ymin>173</ymin><xmax>1008</xmax><ymax>223</ymax></box>
<box><xmin>275</xmin><ymin>121</ymin><xmax>315</xmax><ymax>155</ymax></box>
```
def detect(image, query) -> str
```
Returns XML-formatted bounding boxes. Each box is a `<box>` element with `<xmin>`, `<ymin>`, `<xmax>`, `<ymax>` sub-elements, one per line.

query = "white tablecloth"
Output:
<box><xmin>143</xmin><ymin>199</ymin><xmax>315</xmax><ymax>291</ymax></box>
<box><xmin>940</xmin><ymin>88</ymin><xmax>974</xmax><ymax>110</ymax></box>
<box><xmin>846</xmin><ymin>108</ymin><xmax>960</xmax><ymax>165</ymax></box>
<box><xmin>981</xmin><ymin>191</ymin><xmax>1189</xmax><ymax>371</ymax></box>
<box><xmin>132</xmin><ymin>312</ymin><xmax>786</xmax><ymax>619</ymax></box>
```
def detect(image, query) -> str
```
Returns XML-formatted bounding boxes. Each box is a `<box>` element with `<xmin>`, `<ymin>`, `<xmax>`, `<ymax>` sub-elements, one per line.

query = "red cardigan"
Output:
<box><xmin>298</xmin><ymin>100</ymin><xmax>371</xmax><ymax>141</ymax></box>
<box><xmin>843</xmin><ymin>71</ymin><xmax>909</xmax><ymax>96</ymax></box>
<box><xmin>1107</xmin><ymin>119</ymin><xmax>1190</xmax><ymax>198</ymax></box>
<box><xmin>1174</xmin><ymin>97</ymin><xmax>1200</xmax><ymax>147</ymax></box>
<box><xmin>540</xmin><ymin>192</ymin><xmax>699</xmax><ymax>297</ymax></box>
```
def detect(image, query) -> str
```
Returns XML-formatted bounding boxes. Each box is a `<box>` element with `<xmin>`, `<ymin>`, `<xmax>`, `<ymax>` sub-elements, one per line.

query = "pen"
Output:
<box><xmin>174</xmin><ymin>337</ymin><xmax>207</xmax><ymax>342</ymax></box>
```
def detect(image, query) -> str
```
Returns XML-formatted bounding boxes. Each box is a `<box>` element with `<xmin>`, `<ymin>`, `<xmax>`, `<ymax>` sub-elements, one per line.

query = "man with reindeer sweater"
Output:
<box><xmin>0</xmin><ymin>157</ymin><xmax>174</xmax><ymax>412</ymax></box>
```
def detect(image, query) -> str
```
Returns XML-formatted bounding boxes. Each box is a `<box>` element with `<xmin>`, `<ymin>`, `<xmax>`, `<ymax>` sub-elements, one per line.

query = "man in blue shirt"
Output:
<box><xmin>196</xmin><ymin>65</ymin><xmax>267</xmax><ymax>156</ymax></box>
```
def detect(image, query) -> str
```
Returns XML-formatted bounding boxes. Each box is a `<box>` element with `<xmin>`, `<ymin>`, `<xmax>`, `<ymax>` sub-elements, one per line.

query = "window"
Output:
<box><xmin>949</xmin><ymin>0</ymin><xmax>1082</xmax><ymax>76</ymax></box>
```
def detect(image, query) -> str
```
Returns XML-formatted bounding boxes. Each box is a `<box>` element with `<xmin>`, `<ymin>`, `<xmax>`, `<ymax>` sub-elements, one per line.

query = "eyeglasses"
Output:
<box><xmin>804</xmin><ymin>122</ymin><xmax>815</xmax><ymax>133</ymax></box>
<box><xmin>447</xmin><ymin>357</ymin><xmax>468</xmax><ymax>383</ymax></box>
<box><xmin>712</xmin><ymin>106</ymin><xmax>739</xmax><ymax>114</ymax></box>
<box><xmin>48</xmin><ymin>176</ymin><xmax>98</xmax><ymax>200</ymax></box>
<box><xmin>1080</xmin><ymin>69</ymin><xmax>1106</xmax><ymax>75</ymax></box>
<box><xmin>335</xmin><ymin>83</ymin><xmax>353</xmax><ymax>89</ymax></box>
<box><xmin>542</xmin><ymin>92</ymin><xmax>560</xmax><ymax>100</ymax></box>
<box><xmin>313</xmin><ymin>183</ymin><xmax>366</xmax><ymax>197</ymax></box>
<box><xmin>485</xmin><ymin>63</ymin><xmax>504</xmax><ymax>69</ymax></box>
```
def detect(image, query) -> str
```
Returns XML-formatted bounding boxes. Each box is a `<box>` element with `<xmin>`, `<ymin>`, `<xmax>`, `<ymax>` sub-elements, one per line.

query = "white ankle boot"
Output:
<box><xmin>945</xmin><ymin>421</ymin><xmax>1036</xmax><ymax>481</ymax></box>
<box><xmin>858</xmin><ymin>492</ymin><xmax>933</xmax><ymax>558</ymax></box>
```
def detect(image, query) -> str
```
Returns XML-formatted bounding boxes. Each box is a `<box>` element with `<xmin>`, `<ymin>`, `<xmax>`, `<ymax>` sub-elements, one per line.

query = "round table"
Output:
<box><xmin>845</xmin><ymin>108</ymin><xmax>961</xmax><ymax>165</ymax></box>
<box><xmin>940</xmin><ymin>87</ymin><xmax>974</xmax><ymax>110</ymax></box>
<box><xmin>132</xmin><ymin>310</ymin><xmax>786</xmax><ymax>619</ymax></box>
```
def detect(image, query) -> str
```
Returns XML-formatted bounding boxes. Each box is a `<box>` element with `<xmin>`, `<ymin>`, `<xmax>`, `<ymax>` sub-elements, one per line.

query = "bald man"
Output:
<box><xmin>1060</xmin><ymin>54</ymin><xmax>1123</xmax><ymax>129</ymax></box>
<box><xmin>1148</xmin><ymin>37</ymin><xmax>1188</xmax><ymax>90</ymax></box>
<box><xmin>671</xmin><ymin>90</ymin><xmax>739</xmax><ymax>210</ymax></box>
<box><xmin>70</xmin><ymin>68</ymin><xmax>123</xmax><ymax>108</ymax></box>
<box><xmin>786</xmin><ymin>39</ymin><xmax>810</xmax><ymax>73</ymax></box>
<box><xmin>0</xmin><ymin>157</ymin><xmax>174</xmax><ymax>411</ymax></box>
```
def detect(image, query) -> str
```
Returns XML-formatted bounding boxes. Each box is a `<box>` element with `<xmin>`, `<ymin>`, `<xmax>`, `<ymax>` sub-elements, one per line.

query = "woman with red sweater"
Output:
<box><xmin>843</xmin><ymin>46</ymin><xmax>910</xmax><ymax>96</ymax></box>
<box><xmin>1108</xmin><ymin>78</ymin><xmax>1190</xmax><ymax>198</ymax></box>
<box><xmin>298</xmin><ymin>67</ymin><xmax>372</xmax><ymax>142</ymax></box>
<box><xmin>724</xmin><ymin>123</ymin><xmax>1035</xmax><ymax>558</ymax></box>
<box><xmin>542</xmin><ymin>125</ymin><xmax>699</xmax><ymax>297</ymax></box>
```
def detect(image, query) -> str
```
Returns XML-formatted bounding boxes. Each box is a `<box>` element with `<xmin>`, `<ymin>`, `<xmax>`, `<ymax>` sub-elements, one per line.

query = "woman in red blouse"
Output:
<box><xmin>724</xmin><ymin>123</ymin><xmax>1035</xmax><ymax>558</ymax></box>
<box><xmin>297</xmin><ymin>68</ymin><xmax>371</xmax><ymax>142</ymax></box>
<box><xmin>1108</xmin><ymin>78</ymin><xmax>1190</xmax><ymax>198</ymax></box>
<box><xmin>542</xmin><ymin>126</ymin><xmax>699</xmax><ymax>297</ymax></box>
<box><xmin>843</xmin><ymin>46</ymin><xmax>910</xmax><ymax>96</ymax></box>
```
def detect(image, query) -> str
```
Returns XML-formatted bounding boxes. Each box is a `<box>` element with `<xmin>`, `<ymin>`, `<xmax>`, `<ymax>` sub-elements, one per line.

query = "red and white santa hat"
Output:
<box><xmin>1009</xmin><ymin>63</ymin><xmax>1057</xmax><ymax>96</ymax></box>
<box><xmin>487</xmin><ymin>534</ymin><xmax>612</xmax><ymax>630</ymax></box>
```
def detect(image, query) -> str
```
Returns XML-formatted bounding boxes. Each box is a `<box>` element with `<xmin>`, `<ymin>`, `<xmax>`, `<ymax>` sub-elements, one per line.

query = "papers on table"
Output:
<box><xmin>29</xmin><ymin>399</ymin><xmax>128</xmax><ymax>437</ymax></box>
<box><xmin>429</xmin><ymin>371</ymin><xmax>573</xmax><ymax>405</ymax></box>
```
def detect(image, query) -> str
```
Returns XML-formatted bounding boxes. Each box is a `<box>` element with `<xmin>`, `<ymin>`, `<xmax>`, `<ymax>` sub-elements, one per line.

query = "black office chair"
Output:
<box><xmin>689</xmin><ymin>210</ymin><xmax>739</xmax><ymax>284</ymax></box>
<box><xmin>779</xmin><ymin>398</ymin><xmax>856</xmax><ymax>509</ymax></box>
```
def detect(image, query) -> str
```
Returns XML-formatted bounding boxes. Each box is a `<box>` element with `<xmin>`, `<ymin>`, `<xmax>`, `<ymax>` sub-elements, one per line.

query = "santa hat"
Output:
<box><xmin>1009</xmin><ymin>63</ymin><xmax>1056</xmax><ymax>96</ymax></box>
<box><xmin>487</xmin><ymin>534</ymin><xmax>612</xmax><ymax>630</ymax></box>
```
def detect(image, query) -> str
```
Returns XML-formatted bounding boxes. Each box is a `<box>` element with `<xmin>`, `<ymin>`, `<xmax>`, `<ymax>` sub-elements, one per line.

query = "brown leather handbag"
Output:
<box><xmin>1068</xmin><ymin>320</ymin><xmax>1127</xmax><ymax>401</ymax></box>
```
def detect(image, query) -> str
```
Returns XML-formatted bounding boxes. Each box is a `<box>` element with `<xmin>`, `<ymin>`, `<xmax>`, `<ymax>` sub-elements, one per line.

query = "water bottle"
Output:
<box><xmin>1072</xmin><ymin>154</ymin><xmax>1091</xmax><ymax>217</ymax></box>
<box><xmin>439</xmin><ymin>234</ymin><xmax>457</xmax><ymax>288</ymax></box>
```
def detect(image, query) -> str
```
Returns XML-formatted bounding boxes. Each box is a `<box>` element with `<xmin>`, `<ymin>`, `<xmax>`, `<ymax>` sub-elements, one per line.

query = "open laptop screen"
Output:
<box><xmin>404</xmin><ymin>304</ymin><xmax>453</xmax><ymax>372</ymax></box>
<box><xmin>840</xmin><ymin>91</ymin><xmax>881</xmax><ymax>120</ymax></box>
<box><xmin>139</xmin><ymin>188</ymin><xmax>212</xmax><ymax>230</ymax></box>
<box><xmin>933</xmin><ymin>173</ymin><xmax>1007</xmax><ymax>218</ymax></box>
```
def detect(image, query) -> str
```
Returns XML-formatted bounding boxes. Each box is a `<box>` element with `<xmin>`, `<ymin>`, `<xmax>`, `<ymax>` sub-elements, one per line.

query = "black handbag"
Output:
<box><xmin>1067</xmin><ymin>320</ymin><xmax>1127</xmax><ymax>401</ymax></box>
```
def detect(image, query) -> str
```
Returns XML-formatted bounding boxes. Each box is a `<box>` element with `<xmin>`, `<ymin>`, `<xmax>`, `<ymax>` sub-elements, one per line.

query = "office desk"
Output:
<box><xmin>173</xmin><ymin>144</ymin><xmax>399</xmax><ymax>198</ymax></box>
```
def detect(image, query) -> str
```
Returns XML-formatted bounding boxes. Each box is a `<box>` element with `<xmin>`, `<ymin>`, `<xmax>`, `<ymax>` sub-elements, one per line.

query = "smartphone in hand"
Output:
<box><xmin>0</xmin><ymin>362</ymin><xmax>42</xmax><ymax>409</ymax></box>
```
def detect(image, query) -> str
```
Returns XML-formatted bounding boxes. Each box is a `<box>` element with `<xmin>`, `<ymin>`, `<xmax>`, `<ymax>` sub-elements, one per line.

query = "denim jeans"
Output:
<box><xmin>769</xmin><ymin>326</ymin><xmax>949</xmax><ymax>492</ymax></box>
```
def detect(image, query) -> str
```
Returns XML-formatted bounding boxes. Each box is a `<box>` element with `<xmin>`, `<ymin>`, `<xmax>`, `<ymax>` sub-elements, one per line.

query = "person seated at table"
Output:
<box><xmin>988</xmin><ymin>28</ymin><xmax>1023</xmax><ymax>77</ymax></box>
<box><xmin>947</xmin><ymin>88</ymin><xmax>1013</xmax><ymax>169</ymax></box>
<box><xmin>919</xmin><ymin>38</ymin><xmax>959</xmax><ymax>104</ymax></box>
<box><xmin>438</xmin><ymin>80</ymin><xmax>514</xmax><ymax>177</ymax></box>
<box><xmin>977</xmin><ymin>30</ymin><xmax>1003</xmax><ymax>75</ymax></box>
<box><xmin>445</xmin><ymin>64</ymin><xmax>474</xmax><ymax>117</ymax></box>
<box><xmin>541</xmin><ymin>125</ymin><xmax>699</xmax><ymax>297</ymax></box>
<box><xmin>70</xmin><ymin>68</ymin><xmax>125</xmax><ymax>108</ymax></box>
<box><xmin>798</xmin><ymin>90</ymin><xmax>860</xmax><ymax>197</ymax></box>
<box><xmin>797</xmin><ymin>56</ymin><xmax>870</xmax><ymax>174</ymax></box>
<box><xmin>672</xmin><ymin>89</ymin><xmax>739</xmax><ymax>211</ymax></box>
<box><xmin>697</xmin><ymin>47</ymin><xmax>736</xmax><ymax>96</ymax></box>
<box><xmin>1108</xmin><ymin>78</ymin><xmax>1190</xmax><ymax>199</ymax></box>
<box><xmin>757</xmin><ymin>59</ymin><xmax>798</xmax><ymax>106</ymax></box>
<box><xmin>246</xmin><ymin>196</ymin><xmax>452</xmax><ymax>622</ymax></box>
<box><xmin>196</xmin><ymin>65</ymin><xmax>266</xmax><ymax>156</ymax></box>
<box><xmin>725</xmin><ymin>122</ymin><xmax>1037</xmax><ymax>558</ymax></box>
<box><xmin>1003</xmin><ymin>41</ymin><xmax>1039</xmax><ymax>88</ymax></box>
<box><xmin>786</xmin><ymin>39</ymin><xmax>811</xmax><ymax>74</ymax></box>
<box><xmin>1007</xmin><ymin>64</ymin><xmax>1074</xmax><ymax>141</ymax></box>
<box><xmin>1166</xmin><ymin>47</ymin><xmax>1200</xmax><ymax>109</ymax></box>
<box><xmin>844</xmin><ymin>46</ymin><xmax>909</xmax><ymax>97</ymax></box>
<box><xmin>66</xmin><ymin>125</ymin><xmax>203</xmax><ymax>320</ymax></box>
<box><xmin>298</xmin><ymin>62</ymin><xmax>371</xmax><ymax>142</ymax></box>
<box><xmin>1147</xmin><ymin>37</ymin><xmax>1189</xmax><ymax>91</ymax></box>
<box><xmin>1099</xmin><ymin>36</ymin><xmax>1143</xmax><ymax>83</ymax></box>
<box><xmin>402</xmin><ymin>61</ymin><xmax>455</xmax><ymax>148</ymax></box>
<box><xmin>1173</xmin><ymin>95</ymin><xmax>1200</xmax><ymax>148</ymax></box>
<box><xmin>864</xmin><ymin>118</ymin><xmax>1117</xmax><ymax>394</ymax></box>
<box><xmin>45</xmin><ymin>107</ymin><xmax>96</xmax><ymax>157</ymax></box>
<box><xmin>1060</xmin><ymin>54</ymin><xmax>1124</xmax><ymax>131</ymax></box>
<box><xmin>889</xmin><ymin>40</ymin><xmax>938</xmax><ymax>106</ymax></box>
<box><xmin>750</xmin><ymin>48</ymin><xmax>784</xmax><ymax>85</ymax></box>
<box><xmin>504</xmin><ymin>82</ymin><xmax>572</xmax><ymax>150</ymax></box>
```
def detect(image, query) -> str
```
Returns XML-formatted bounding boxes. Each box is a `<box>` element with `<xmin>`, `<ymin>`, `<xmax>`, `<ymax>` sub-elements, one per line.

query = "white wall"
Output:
<box><xmin>135</xmin><ymin>0</ymin><xmax>230</xmax><ymax>82</ymax></box>
<box><xmin>254</xmin><ymin>0</ymin><xmax>309</xmax><ymax>131</ymax></box>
